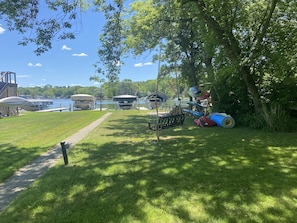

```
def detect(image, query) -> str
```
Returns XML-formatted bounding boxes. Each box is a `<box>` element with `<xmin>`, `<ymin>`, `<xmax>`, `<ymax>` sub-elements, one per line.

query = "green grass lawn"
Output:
<box><xmin>0</xmin><ymin>111</ymin><xmax>106</xmax><ymax>182</ymax></box>
<box><xmin>1</xmin><ymin>110</ymin><xmax>297</xmax><ymax>222</ymax></box>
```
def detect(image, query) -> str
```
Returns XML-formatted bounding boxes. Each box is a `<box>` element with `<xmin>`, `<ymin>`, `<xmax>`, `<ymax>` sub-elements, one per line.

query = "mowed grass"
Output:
<box><xmin>0</xmin><ymin>111</ymin><xmax>106</xmax><ymax>182</ymax></box>
<box><xmin>1</xmin><ymin>110</ymin><xmax>297</xmax><ymax>222</ymax></box>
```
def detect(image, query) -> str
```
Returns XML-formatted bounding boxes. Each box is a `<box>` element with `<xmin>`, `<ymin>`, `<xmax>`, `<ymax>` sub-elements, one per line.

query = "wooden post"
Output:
<box><xmin>60</xmin><ymin>142</ymin><xmax>69</xmax><ymax>165</ymax></box>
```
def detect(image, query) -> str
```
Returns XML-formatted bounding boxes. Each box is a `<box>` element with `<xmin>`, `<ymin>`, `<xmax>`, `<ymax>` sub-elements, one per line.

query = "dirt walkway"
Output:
<box><xmin>0</xmin><ymin>112</ymin><xmax>112</xmax><ymax>212</ymax></box>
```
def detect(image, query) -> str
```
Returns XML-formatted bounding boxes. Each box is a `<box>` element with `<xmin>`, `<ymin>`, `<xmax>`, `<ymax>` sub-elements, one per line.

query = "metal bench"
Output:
<box><xmin>148</xmin><ymin>113</ymin><xmax>185</xmax><ymax>131</ymax></box>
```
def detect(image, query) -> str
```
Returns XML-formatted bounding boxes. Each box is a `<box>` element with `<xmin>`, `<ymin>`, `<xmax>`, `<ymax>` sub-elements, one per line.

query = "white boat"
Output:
<box><xmin>0</xmin><ymin>96</ymin><xmax>53</xmax><ymax>111</ymax></box>
<box><xmin>113</xmin><ymin>95</ymin><xmax>137</xmax><ymax>110</ymax></box>
<box><xmin>26</xmin><ymin>99</ymin><xmax>53</xmax><ymax>111</ymax></box>
<box><xmin>0</xmin><ymin>96</ymin><xmax>32</xmax><ymax>107</ymax></box>
<box><xmin>147</xmin><ymin>92</ymin><xmax>167</xmax><ymax>109</ymax></box>
<box><xmin>71</xmin><ymin>94</ymin><xmax>95</xmax><ymax>110</ymax></box>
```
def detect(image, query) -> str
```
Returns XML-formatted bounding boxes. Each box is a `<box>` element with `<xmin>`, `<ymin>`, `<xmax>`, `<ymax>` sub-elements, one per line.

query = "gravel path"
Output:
<box><xmin>0</xmin><ymin>112</ymin><xmax>112</xmax><ymax>212</ymax></box>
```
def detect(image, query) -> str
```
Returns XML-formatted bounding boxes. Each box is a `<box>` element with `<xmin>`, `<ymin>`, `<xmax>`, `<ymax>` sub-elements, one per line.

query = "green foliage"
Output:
<box><xmin>211</xmin><ymin>65</ymin><xmax>252</xmax><ymax>116</ymax></box>
<box><xmin>262</xmin><ymin>75</ymin><xmax>297</xmax><ymax>110</ymax></box>
<box><xmin>94</xmin><ymin>0</ymin><xmax>124</xmax><ymax>82</ymax></box>
<box><xmin>0</xmin><ymin>0</ymin><xmax>87</xmax><ymax>55</ymax></box>
<box><xmin>124</xmin><ymin>0</ymin><xmax>165</xmax><ymax>55</ymax></box>
<box><xmin>236</xmin><ymin>103</ymin><xmax>297</xmax><ymax>132</ymax></box>
<box><xmin>237</xmin><ymin>113</ymin><xmax>266</xmax><ymax>130</ymax></box>
<box><xmin>125</xmin><ymin>0</ymin><xmax>216</xmax><ymax>86</ymax></box>
<box><xmin>265</xmin><ymin>103</ymin><xmax>297</xmax><ymax>132</ymax></box>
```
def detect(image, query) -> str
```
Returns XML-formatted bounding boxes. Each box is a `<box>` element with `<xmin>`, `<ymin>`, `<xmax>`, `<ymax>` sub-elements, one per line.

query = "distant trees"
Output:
<box><xmin>18</xmin><ymin>85</ymin><xmax>99</xmax><ymax>99</ymax></box>
<box><xmin>101</xmin><ymin>77</ymin><xmax>185</xmax><ymax>99</ymax></box>
<box><xmin>17</xmin><ymin>78</ymin><xmax>186</xmax><ymax>100</ymax></box>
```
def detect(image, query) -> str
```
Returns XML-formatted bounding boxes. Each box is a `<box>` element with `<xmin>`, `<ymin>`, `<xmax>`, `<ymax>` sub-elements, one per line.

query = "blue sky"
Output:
<box><xmin>0</xmin><ymin>8</ymin><xmax>158</xmax><ymax>87</ymax></box>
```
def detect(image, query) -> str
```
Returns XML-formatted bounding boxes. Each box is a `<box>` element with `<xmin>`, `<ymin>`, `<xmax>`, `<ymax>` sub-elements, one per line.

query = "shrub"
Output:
<box><xmin>267</xmin><ymin>103</ymin><xmax>297</xmax><ymax>132</ymax></box>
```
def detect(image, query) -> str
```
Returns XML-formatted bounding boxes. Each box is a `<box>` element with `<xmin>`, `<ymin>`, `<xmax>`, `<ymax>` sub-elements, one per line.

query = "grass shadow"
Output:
<box><xmin>0</xmin><ymin>143</ymin><xmax>53</xmax><ymax>182</ymax></box>
<box><xmin>1</xmin><ymin>111</ymin><xmax>297</xmax><ymax>222</ymax></box>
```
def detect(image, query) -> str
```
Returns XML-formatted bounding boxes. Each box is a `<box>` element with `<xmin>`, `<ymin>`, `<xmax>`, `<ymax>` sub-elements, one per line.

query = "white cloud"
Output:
<box><xmin>28</xmin><ymin>63</ymin><xmax>42</xmax><ymax>67</ymax></box>
<box><xmin>17</xmin><ymin>74</ymin><xmax>30</xmax><ymax>78</ymax></box>
<box><xmin>62</xmin><ymin>45</ymin><xmax>71</xmax><ymax>50</ymax></box>
<box><xmin>0</xmin><ymin>25</ymin><xmax>5</xmax><ymax>34</ymax></box>
<box><xmin>144</xmin><ymin>62</ymin><xmax>153</xmax><ymax>66</ymax></box>
<box><xmin>134</xmin><ymin>62</ymin><xmax>153</xmax><ymax>67</ymax></box>
<box><xmin>134</xmin><ymin>63</ymin><xmax>143</xmax><ymax>67</ymax></box>
<box><xmin>72</xmin><ymin>53</ymin><xmax>88</xmax><ymax>57</ymax></box>
<box><xmin>29</xmin><ymin>83</ymin><xmax>46</xmax><ymax>87</ymax></box>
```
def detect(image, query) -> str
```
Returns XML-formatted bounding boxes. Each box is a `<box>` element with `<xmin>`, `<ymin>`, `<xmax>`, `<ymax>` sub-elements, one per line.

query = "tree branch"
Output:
<box><xmin>254</xmin><ymin>0</ymin><xmax>279</xmax><ymax>46</ymax></box>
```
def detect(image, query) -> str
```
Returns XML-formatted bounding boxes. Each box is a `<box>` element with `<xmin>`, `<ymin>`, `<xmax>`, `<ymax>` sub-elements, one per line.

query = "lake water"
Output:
<box><xmin>50</xmin><ymin>98</ymin><xmax>148</xmax><ymax>111</ymax></box>
<box><xmin>48</xmin><ymin>98</ymin><xmax>189</xmax><ymax>112</ymax></box>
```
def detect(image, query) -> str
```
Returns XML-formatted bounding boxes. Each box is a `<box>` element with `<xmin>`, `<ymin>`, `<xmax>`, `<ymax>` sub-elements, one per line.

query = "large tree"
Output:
<box><xmin>180</xmin><ymin>0</ymin><xmax>297</xmax><ymax>127</ymax></box>
<box><xmin>124</xmin><ymin>0</ymin><xmax>296</xmax><ymax>128</ymax></box>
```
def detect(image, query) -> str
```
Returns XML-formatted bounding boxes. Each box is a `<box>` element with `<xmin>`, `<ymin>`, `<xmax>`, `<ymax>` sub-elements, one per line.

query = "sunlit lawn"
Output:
<box><xmin>1</xmin><ymin>110</ymin><xmax>297</xmax><ymax>222</ymax></box>
<box><xmin>0</xmin><ymin>111</ymin><xmax>106</xmax><ymax>182</ymax></box>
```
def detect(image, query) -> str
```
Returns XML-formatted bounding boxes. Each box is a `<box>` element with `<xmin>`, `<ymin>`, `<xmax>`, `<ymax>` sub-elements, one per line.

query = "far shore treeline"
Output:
<box><xmin>18</xmin><ymin>77</ymin><xmax>188</xmax><ymax>100</ymax></box>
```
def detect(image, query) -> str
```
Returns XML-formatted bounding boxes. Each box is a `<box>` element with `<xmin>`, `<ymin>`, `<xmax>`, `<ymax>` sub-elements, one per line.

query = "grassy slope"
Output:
<box><xmin>0</xmin><ymin>110</ymin><xmax>297</xmax><ymax>223</ymax></box>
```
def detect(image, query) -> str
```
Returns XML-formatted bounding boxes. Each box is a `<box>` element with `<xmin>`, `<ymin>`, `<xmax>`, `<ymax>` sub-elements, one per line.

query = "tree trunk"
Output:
<box><xmin>241</xmin><ymin>66</ymin><xmax>261</xmax><ymax>113</ymax></box>
<box><xmin>241</xmin><ymin>66</ymin><xmax>273</xmax><ymax>127</ymax></box>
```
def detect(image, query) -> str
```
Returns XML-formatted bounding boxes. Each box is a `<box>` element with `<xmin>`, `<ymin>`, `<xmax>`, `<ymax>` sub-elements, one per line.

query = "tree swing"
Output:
<box><xmin>147</xmin><ymin>52</ymin><xmax>185</xmax><ymax>133</ymax></box>
<box><xmin>147</xmin><ymin>11</ymin><xmax>185</xmax><ymax>140</ymax></box>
